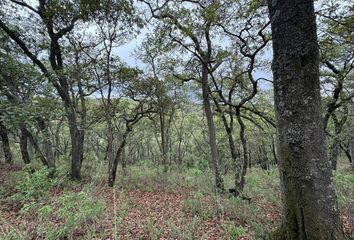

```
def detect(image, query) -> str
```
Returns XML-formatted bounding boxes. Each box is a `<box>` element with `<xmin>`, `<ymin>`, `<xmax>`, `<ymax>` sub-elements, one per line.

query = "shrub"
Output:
<box><xmin>334</xmin><ymin>171</ymin><xmax>354</xmax><ymax>214</ymax></box>
<box><xmin>167</xmin><ymin>216</ymin><xmax>200</xmax><ymax>240</ymax></box>
<box><xmin>38</xmin><ymin>191</ymin><xmax>105</xmax><ymax>239</ymax></box>
<box><xmin>224</xmin><ymin>224</ymin><xmax>247</xmax><ymax>240</ymax></box>
<box><xmin>12</xmin><ymin>165</ymin><xmax>66</xmax><ymax>210</ymax></box>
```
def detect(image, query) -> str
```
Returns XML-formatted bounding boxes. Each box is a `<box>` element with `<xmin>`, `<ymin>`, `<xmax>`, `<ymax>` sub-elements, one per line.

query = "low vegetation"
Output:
<box><xmin>1</xmin><ymin>160</ymin><xmax>353</xmax><ymax>239</ymax></box>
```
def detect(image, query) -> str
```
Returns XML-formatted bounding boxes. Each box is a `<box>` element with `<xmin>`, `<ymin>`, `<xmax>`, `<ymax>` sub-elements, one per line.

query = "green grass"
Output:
<box><xmin>2</xmin><ymin>160</ymin><xmax>353</xmax><ymax>239</ymax></box>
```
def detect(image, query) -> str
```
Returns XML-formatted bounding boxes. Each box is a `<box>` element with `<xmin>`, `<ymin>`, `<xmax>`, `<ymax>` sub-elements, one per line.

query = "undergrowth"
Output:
<box><xmin>1</xmin><ymin>162</ymin><xmax>353</xmax><ymax>239</ymax></box>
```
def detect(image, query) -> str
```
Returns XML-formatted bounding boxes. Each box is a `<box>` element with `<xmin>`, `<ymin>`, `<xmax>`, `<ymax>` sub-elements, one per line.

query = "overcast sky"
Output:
<box><xmin>114</xmin><ymin>29</ymin><xmax>274</xmax><ymax>90</ymax></box>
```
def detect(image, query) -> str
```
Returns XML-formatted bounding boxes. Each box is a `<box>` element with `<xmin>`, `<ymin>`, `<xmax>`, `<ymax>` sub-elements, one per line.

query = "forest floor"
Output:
<box><xmin>0</xmin><ymin>162</ymin><xmax>353</xmax><ymax>240</ymax></box>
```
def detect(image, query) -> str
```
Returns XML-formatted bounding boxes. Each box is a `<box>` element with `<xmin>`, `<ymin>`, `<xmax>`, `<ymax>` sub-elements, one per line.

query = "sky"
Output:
<box><xmin>114</xmin><ymin>29</ymin><xmax>274</xmax><ymax>90</ymax></box>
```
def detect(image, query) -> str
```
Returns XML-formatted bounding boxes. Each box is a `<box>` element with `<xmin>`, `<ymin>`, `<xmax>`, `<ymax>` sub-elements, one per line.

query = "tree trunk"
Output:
<box><xmin>235</xmin><ymin>109</ymin><xmax>248</xmax><ymax>192</ymax></box>
<box><xmin>340</xmin><ymin>141</ymin><xmax>353</xmax><ymax>172</ymax></box>
<box><xmin>106</xmin><ymin>121</ymin><xmax>114</xmax><ymax>170</ymax></box>
<box><xmin>0</xmin><ymin>121</ymin><xmax>12</xmax><ymax>164</ymax></box>
<box><xmin>330</xmin><ymin>113</ymin><xmax>346</xmax><ymax>171</ymax></box>
<box><xmin>219</xmin><ymin>107</ymin><xmax>240</xmax><ymax>191</ymax></box>
<box><xmin>54</xmin><ymin>116</ymin><xmax>65</xmax><ymax>159</ymax></box>
<box><xmin>68</xmin><ymin>109</ymin><xmax>83</xmax><ymax>179</ymax></box>
<box><xmin>268</xmin><ymin>0</ymin><xmax>344</xmax><ymax>238</ymax></box>
<box><xmin>20</xmin><ymin>125</ymin><xmax>30</xmax><ymax>164</ymax></box>
<box><xmin>272</xmin><ymin>136</ymin><xmax>278</xmax><ymax>165</ymax></box>
<box><xmin>121</xmin><ymin>145</ymin><xmax>127</xmax><ymax>176</ymax></box>
<box><xmin>177</xmin><ymin>128</ymin><xmax>183</xmax><ymax>165</ymax></box>
<box><xmin>201</xmin><ymin>65</ymin><xmax>224</xmax><ymax>192</ymax></box>
<box><xmin>26</xmin><ymin>129</ymin><xmax>48</xmax><ymax>166</ymax></box>
<box><xmin>330</xmin><ymin>140</ymin><xmax>340</xmax><ymax>171</ymax></box>
<box><xmin>108</xmin><ymin>129</ymin><xmax>130</xmax><ymax>187</ymax></box>
<box><xmin>37</xmin><ymin>118</ymin><xmax>55</xmax><ymax>175</ymax></box>
<box><xmin>159</xmin><ymin>109</ymin><xmax>168</xmax><ymax>172</ymax></box>
<box><xmin>350</xmin><ymin>137</ymin><xmax>353</xmax><ymax>161</ymax></box>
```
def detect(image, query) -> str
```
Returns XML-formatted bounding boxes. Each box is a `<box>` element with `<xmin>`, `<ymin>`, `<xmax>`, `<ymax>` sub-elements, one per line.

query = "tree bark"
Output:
<box><xmin>272</xmin><ymin>136</ymin><xmax>278</xmax><ymax>165</ymax></box>
<box><xmin>0</xmin><ymin>121</ymin><xmax>12</xmax><ymax>164</ymax></box>
<box><xmin>330</xmin><ymin>112</ymin><xmax>347</xmax><ymax>171</ymax></box>
<box><xmin>159</xmin><ymin>108</ymin><xmax>168</xmax><ymax>172</ymax></box>
<box><xmin>20</xmin><ymin>125</ymin><xmax>30</xmax><ymax>164</ymax></box>
<box><xmin>106</xmin><ymin>121</ymin><xmax>114</xmax><ymax>170</ymax></box>
<box><xmin>0</xmin><ymin>4</ymin><xmax>85</xmax><ymax>179</ymax></box>
<box><xmin>268</xmin><ymin>0</ymin><xmax>344</xmax><ymax>239</ymax></box>
<box><xmin>201</xmin><ymin>65</ymin><xmax>224</xmax><ymax>192</ymax></box>
<box><xmin>350</xmin><ymin>137</ymin><xmax>353</xmax><ymax>161</ymax></box>
<box><xmin>108</xmin><ymin>129</ymin><xmax>130</xmax><ymax>187</ymax></box>
<box><xmin>37</xmin><ymin>118</ymin><xmax>55</xmax><ymax>175</ymax></box>
<box><xmin>68</xmin><ymin>109</ymin><xmax>84</xmax><ymax>179</ymax></box>
<box><xmin>330</xmin><ymin>138</ymin><xmax>340</xmax><ymax>171</ymax></box>
<box><xmin>235</xmin><ymin>108</ymin><xmax>249</xmax><ymax>192</ymax></box>
<box><xmin>121</xmin><ymin>144</ymin><xmax>127</xmax><ymax>176</ymax></box>
<box><xmin>26</xmin><ymin>129</ymin><xmax>48</xmax><ymax>166</ymax></box>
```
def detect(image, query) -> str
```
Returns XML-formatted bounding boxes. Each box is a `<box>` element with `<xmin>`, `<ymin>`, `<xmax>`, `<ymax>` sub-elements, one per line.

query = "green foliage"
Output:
<box><xmin>38</xmin><ymin>191</ymin><xmax>105</xmax><ymax>239</ymax></box>
<box><xmin>0</xmin><ymin>230</ymin><xmax>23</xmax><ymax>240</ymax></box>
<box><xmin>244</xmin><ymin>168</ymin><xmax>280</xmax><ymax>204</ymax></box>
<box><xmin>182</xmin><ymin>191</ymin><xmax>212</xmax><ymax>219</ymax></box>
<box><xmin>224</xmin><ymin>224</ymin><xmax>247</xmax><ymax>240</ymax></box>
<box><xmin>13</xmin><ymin>166</ymin><xmax>65</xmax><ymax>207</ymax></box>
<box><xmin>167</xmin><ymin>216</ymin><xmax>200</xmax><ymax>240</ymax></box>
<box><xmin>334</xmin><ymin>171</ymin><xmax>354</xmax><ymax>211</ymax></box>
<box><xmin>247</xmin><ymin>0</ymin><xmax>265</xmax><ymax>15</ymax></box>
<box><xmin>144</xmin><ymin>217</ymin><xmax>163</xmax><ymax>239</ymax></box>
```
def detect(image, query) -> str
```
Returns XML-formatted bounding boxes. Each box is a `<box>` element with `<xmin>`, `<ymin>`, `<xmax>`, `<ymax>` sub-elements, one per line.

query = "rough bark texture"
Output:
<box><xmin>0</xmin><ymin>121</ymin><xmax>12</xmax><ymax>164</ymax></box>
<box><xmin>68</xmin><ymin>109</ymin><xmax>84</xmax><ymax>179</ymax></box>
<box><xmin>201</xmin><ymin>66</ymin><xmax>224</xmax><ymax>192</ymax></box>
<box><xmin>268</xmin><ymin>0</ymin><xmax>344</xmax><ymax>239</ymax></box>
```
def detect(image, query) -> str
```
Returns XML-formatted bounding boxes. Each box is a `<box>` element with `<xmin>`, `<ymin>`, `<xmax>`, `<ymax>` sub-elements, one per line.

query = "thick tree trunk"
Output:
<box><xmin>268</xmin><ymin>0</ymin><xmax>344</xmax><ymax>239</ymax></box>
<box><xmin>20</xmin><ymin>125</ymin><xmax>30</xmax><ymax>164</ymax></box>
<box><xmin>68</xmin><ymin>109</ymin><xmax>84</xmax><ymax>179</ymax></box>
<box><xmin>0</xmin><ymin>121</ymin><xmax>12</xmax><ymax>164</ymax></box>
<box><xmin>201</xmin><ymin>66</ymin><xmax>224</xmax><ymax>192</ymax></box>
